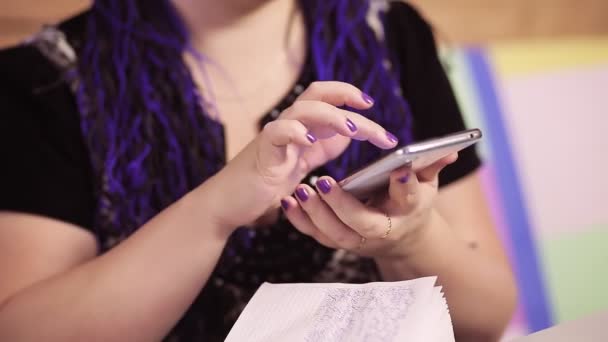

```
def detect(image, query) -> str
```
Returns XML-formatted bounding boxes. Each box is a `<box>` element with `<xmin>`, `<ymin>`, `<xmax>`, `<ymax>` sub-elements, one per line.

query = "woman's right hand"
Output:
<box><xmin>201</xmin><ymin>81</ymin><xmax>400</xmax><ymax>233</ymax></box>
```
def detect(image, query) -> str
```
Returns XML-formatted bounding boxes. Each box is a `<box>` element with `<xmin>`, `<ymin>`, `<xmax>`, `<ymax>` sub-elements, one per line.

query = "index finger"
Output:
<box><xmin>297</xmin><ymin>81</ymin><xmax>375</xmax><ymax>110</ymax></box>
<box><xmin>282</xmin><ymin>100</ymin><xmax>399</xmax><ymax>149</ymax></box>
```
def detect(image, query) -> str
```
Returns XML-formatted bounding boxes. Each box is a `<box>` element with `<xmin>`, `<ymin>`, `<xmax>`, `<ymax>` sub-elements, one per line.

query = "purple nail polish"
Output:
<box><xmin>295</xmin><ymin>187</ymin><xmax>309</xmax><ymax>202</ymax></box>
<box><xmin>398</xmin><ymin>174</ymin><xmax>409</xmax><ymax>184</ymax></box>
<box><xmin>281</xmin><ymin>199</ymin><xmax>290</xmax><ymax>210</ymax></box>
<box><xmin>306</xmin><ymin>133</ymin><xmax>317</xmax><ymax>143</ymax></box>
<box><xmin>346</xmin><ymin>118</ymin><xmax>358</xmax><ymax>132</ymax></box>
<box><xmin>316</xmin><ymin>179</ymin><xmax>332</xmax><ymax>194</ymax></box>
<box><xmin>386</xmin><ymin>132</ymin><xmax>399</xmax><ymax>144</ymax></box>
<box><xmin>362</xmin><ymin>92</ymin><xmax>374</xmax><ymax>105</ymax></box>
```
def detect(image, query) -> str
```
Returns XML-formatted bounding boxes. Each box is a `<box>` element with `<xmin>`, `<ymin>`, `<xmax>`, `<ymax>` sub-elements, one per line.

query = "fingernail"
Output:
<box><xmin>280</xmin><ymin>199</ymin><xmax>290</xmax><ymax>210</ymax></box>
<box><xmin>316</xmin><ymin>179</ymin><xmax>332</xmax><ymax>194</ymax></box>
<box><xmin>398</xmin><ymin>174</ymin><xmax>409</xmax><ymax>184</ymax></box>
<box><xmin>295</xmin><ymin>187</ymin><xmax>309</xmax><ymax>202</ymax></box>
<box><xmin>306</xmin><ymin>133</ymin><xmax>317</xmax><ymax>143</ymax></box>
<box><xmin>346</xmin><ymin>118</ymin><xmax>357</xmax><ymax>132</ymax></box>
<box><xmin>362</xmin><ymin>92</ymin><xmax>374</xmax><ymax>105</ymax></box>
<box><xmin>386</xmin><ymin>132</ymin><xmax>399</xmax><ymax>144</ymax></box>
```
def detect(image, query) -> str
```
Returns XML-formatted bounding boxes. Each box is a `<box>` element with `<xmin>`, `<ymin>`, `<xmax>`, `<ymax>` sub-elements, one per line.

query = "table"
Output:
<box><xmin>512</xmin><ymin>310</ymin><xmax>608</xmax><ymax>341</ymax></box>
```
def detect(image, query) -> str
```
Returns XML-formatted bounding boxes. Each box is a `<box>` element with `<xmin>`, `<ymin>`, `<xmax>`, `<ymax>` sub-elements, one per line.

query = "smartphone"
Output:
<box><xmin>339</xmin><ymin>128</ymin><xmax>482</xmax><ymax>199</ymax></box>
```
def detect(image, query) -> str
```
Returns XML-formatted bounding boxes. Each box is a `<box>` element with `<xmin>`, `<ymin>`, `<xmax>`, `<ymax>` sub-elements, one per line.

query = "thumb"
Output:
<box><xmin>385</xmin><ymin>166</ymin><xmax>420</xmax><ymax>213</ymax></box>
<box><xmin>417</xmin><ymin>153</ymin><xmax>458</xmax><ymax>183</ymax></box>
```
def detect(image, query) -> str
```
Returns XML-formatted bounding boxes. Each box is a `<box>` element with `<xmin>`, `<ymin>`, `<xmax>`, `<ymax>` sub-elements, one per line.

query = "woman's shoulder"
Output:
<box><xmin>385</xmin><ymin>1</ymin><xmax>433</xmax><ymax>32</ymax></box>
<box><xmin>0</xmin><ymin>10</ymin><xmax>86</xmax><ymax>100</ymax></box>
<box><xmin>0</xmin><ymin>10</ymin><xmax>87</xmax><ymax>83</ymax></box>
<box><xmin>0</xmin><ymin>10</ymin><xmax>89</xmax><ymax>118</ymax></box>
<box><xmin>383</xmin><ymin>1</ymin><xmax>439</xmax><ymax>64</ymax></box>
<box><xmin>0</xmin><ymin>36</ymin><xmax>79</xmax><ymax>133</ymax></box>
<box><xmin>0</xmin><ymin>20</ymin><xmax>91</xmax><ymax>175</ymax></box>
<box><xmin>0</xmin><ymin>43</ymin><xmax>56</xmax><ymax>93</ymax></box>
<box><xmin>387</xmin><ymin>1</ymin><xmax>427</xmax><ymax>19</ymax></box>
<box><xmin>0</xmin><ymin>28</ymin><xmax>95</xmax><ymax>230</ymax></box>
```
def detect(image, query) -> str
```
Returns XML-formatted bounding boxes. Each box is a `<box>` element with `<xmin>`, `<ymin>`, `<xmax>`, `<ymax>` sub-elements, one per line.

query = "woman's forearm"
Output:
<box><xmin>0</xmin><ymin>180</ymin><xmax>231</xmax><ymax>342</ymax></box>
<box><xmin>375</xmin><ymin>210</ymin><xmax>517</xmax><ymax>341</ymax></box>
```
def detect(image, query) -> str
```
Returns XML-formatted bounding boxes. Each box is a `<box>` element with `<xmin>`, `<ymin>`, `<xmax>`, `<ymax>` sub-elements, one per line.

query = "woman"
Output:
<box><xmin>0</xmin><ymin>0</ymin><xmax>516</xmax><ymax>341</ymax></box>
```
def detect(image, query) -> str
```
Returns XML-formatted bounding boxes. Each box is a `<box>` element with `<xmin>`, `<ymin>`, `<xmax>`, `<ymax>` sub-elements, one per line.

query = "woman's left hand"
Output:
<box><xmin>281</xmin><ymin>153</ymin><xmax>458</xmax><ymax>258</ymax></box>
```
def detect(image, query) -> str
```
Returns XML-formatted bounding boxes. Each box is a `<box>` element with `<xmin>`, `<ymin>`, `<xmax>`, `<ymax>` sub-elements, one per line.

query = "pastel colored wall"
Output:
<box><xmin>445</xmin><ymin>38</ymin><xmax>608</xmax><ymax>339</ymax></box>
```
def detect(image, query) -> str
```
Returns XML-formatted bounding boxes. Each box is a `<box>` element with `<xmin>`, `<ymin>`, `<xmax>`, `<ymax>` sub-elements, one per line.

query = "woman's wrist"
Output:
<box><xmin>373</xmin><ymin>210</ymin><xmax>455</xmax><ymax>281</ymax></box>
<box><xmin>185</xmin><ymin>176</ymin><xmax>240</xmax><ymax>240</ymax></box>
<box><xmin>375</xmin><ymin>209</ymin><xmax>451</xmax><ymax>263</ymax></box>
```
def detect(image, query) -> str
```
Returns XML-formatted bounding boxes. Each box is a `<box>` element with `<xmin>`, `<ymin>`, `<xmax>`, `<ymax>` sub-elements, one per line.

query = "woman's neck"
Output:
<box><xmin>171</xmin><ymin>0</ymin><xmax>302</xmax><ymax>65</ymax></box>
<box><xmin>171</xmin><ymin>0</ymin><xmax>306</xmax><ymax>112</ymax></box>
<box><xmin>171</xmin><ymin>0</ymin><xmax>307</xmax><ymax>162</ymax></box>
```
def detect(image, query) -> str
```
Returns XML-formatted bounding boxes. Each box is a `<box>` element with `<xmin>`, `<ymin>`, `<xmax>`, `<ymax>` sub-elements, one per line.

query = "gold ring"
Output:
<box><xmin>358</xmin><ymin>236</ymin><xmax>367</xmax><ymax>249</ymax></box>
<box><xmin>382</xmin><ymin>213</ymin><xmax>392</xmax><ymax>239</ymax></box>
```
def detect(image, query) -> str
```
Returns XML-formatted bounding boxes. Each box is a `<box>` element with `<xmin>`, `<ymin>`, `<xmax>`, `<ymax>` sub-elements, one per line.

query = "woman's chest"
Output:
<box><xmin>214</xmin><ymin>77</ymin><xmax>306</xmax><ymax>161</ymax></box>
